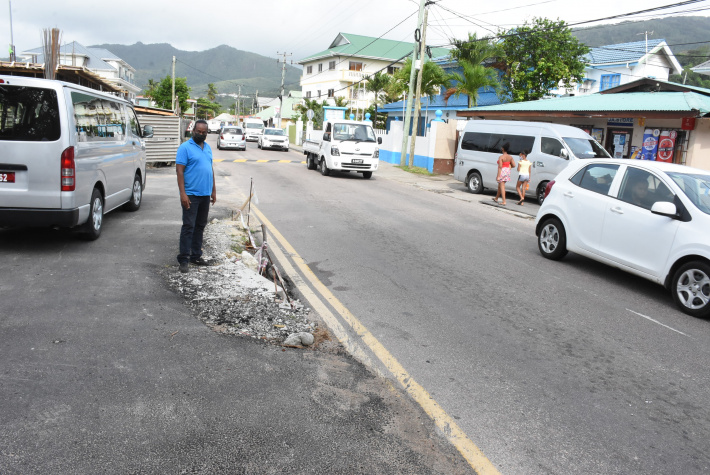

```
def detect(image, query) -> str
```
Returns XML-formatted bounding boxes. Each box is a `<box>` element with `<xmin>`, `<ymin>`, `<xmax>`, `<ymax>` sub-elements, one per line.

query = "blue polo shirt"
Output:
<box><xmin>176</xmin><ymin>138</ymin><xmax>213</xmax><ymax>196</ymax></box>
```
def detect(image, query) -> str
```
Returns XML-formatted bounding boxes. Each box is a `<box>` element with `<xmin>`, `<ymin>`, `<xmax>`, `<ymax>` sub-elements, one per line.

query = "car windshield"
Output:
<box><xmin>223</xmin><ymin>128</ymin><xmax>240</xmax><ymax>134</ymax></box>
<box><xmin>667</xmin><ymin>171</ymin><xmax>710</xmax><ymax>215</ymax></box>
<box><xmin>264</xmin><ymin>129</ymin><xmax>284</xmax><ymax>136</ymax></box>
<box><xmin>333</xmin><ymin>124</ymin><xmax>376</xmax><ymax>142</ymax></box>
<box><xmin>563</xmin><ymin>137</ymin><xmax>611</xmax><ymax>159</ymax></box>
<box><xmin>245</xmin><ymin>123</ymin><xmax>263</xmax><ymax>129</ymax></box>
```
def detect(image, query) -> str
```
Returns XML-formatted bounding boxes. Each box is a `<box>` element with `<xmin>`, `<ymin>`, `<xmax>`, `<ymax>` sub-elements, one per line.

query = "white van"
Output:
<box><xmin>0</xmin><ymin>75</ymin><xmax>154</xmax><ymax>239</ymax></box>
<box><xmin>454</xmin><ymin>120</ymin><xmax>610</xmax><ymax>204</ymax></box>
<box><xmin>242</xmin><ymin>118</ymin><xmax>264</xmax><ymax>142</ymax></box>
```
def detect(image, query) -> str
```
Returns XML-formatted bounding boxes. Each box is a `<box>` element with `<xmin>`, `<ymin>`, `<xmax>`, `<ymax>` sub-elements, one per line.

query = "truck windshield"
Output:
<box><xmin>333</xmin><ymin>123</ymin><xmax>376</xmax><ymax>142</ymax></box>
<box><xmin>0</xmin><ymin>85</ymin><xmax>61</xmax><ymax>141</ymax></box>
<box><xmin>563</xmin><ymin>137</ymin><xmax>611</xmax><ymax>159</ymax></box>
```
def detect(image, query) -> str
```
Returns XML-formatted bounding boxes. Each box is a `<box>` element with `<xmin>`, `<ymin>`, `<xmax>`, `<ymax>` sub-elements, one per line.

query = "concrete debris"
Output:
<box><xmin>283</xmin><ymin>332</ymin><xmax>315</xmax><ymax>347</ymax></box>
<box><xmin>165</xmin><ymin>218</ymin><xmax>317</xmax><ymax>345</ymax></box>
<box><xmin>241</xmin><ymin>250</ymin><xmax>259</xmax><ymax>272</ymax></box>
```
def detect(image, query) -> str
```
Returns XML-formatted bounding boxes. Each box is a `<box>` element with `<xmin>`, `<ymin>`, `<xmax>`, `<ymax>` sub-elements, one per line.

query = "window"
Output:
<box><xmin>317</xmin><ymin>90</ymin><xmax>321</xmax><ymax>98</ymax></box>
<box><xmin>127</xmin><ymin>107</ymin><xmax>141</xmax><ymax>137</ymax></box>
<box><xmin>327</xmin><ymin>89</ymin><xmax>334</xmax><ymax>98</ymax></box>
<box><xmin>318</xmin><ymin>63</ymin><xmax>323</xmax><ymax>72</ymax></box>
<box><xmin>329</xmin><ymin>61</ymin><xmax>336</xmax><ymax>70</ymax></box>
<box><xmin>618</xmin><ymin>168</ymin><xmax>673</xmax><ymax>210</ymax></box>
<box><xmin>306</xmin><ymin>65</ymin><xmax>313</xmax><ymax>74</ymax></box>
<box><xmin>71</xmin><ymin>92</ymin><xmax>127</xmax><ymax>143</ymax></box>
<box><xmin>461</xmin><ymin>132</ymin><xmax>491</xmax><ymax>152</ymax></box>
<box><xmin>541</xmin><ymin>137</ymin><xmax>565</xmax><ymax>157</ymax></box>
<box><xmin>305</xmin><ymin>91</ymin><xmax>311</xmax><ymax>98</ymax></box>
<box><xmin>387</xmin><ymin>66</ymin><xmax>400</xmax><ymax>75</ymax></box>
<box><xmin>333</xmin><ymin>123</ymin><xmax>376</xmax><ymax>142</ymax></box>
<box><xmin>460</xmin><ymin>132</ymin><xmax>534</xmax><ymax>155</ymax></box>
<box><xmin>571</xmin><ymin>164</ymin><xmax>619</xmax><ymax>195</ymax></box>
<box><xmin>0</xmin><ymin>85</ymin><xmax>61</xmax><ymax>141</ymax></box>
<box><xmin>349</xmin><ymin>61</ymin><xmax>363</xmax><ymax>71</ymax></box>
<box><xmin>600</xmin><ymin>74</ymin><xmax>621</xmax><ymax>91</ymax></box>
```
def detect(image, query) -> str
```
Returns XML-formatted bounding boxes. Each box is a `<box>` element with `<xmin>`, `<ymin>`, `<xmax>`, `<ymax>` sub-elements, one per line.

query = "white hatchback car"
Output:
<box><xmin>535</xmin><ymin>159</ymin><xmax>710</xmax><ymax>317</ymax></box>
<box><xmin>258</xmin><ymin>127</ymin><xmax>289</xmax><ymax>151</ymax></box>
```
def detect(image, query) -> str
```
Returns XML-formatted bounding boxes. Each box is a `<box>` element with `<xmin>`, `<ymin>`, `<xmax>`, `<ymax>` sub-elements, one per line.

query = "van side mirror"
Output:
<box><xmin>323</xmin><ymin>132</ymin><xmax>331</xmax><ymax>141</ymax></box>
<box><xmin>378</xmin><ymin>136</ymin><xmax>382</xmax><ymax>144</ymax></box>
<box><xmin>560</xmin><ymin>148</ymin><xmax>569</xmax><ymax>159</ymax></box>
<box><xmin>143</xmin><ymin>125</ymin><xmax>154</xmax><ymax>138</ymax></box>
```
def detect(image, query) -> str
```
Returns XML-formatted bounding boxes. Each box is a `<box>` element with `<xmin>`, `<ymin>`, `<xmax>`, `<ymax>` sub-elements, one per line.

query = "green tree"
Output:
<box><xmin>333</xmin><ymin>96</ymin><xmax>349</xmax><ymax>107</ymax></box>
<box><xmin>294</xmin><ymin>98</ymin><xmax>328</xmax><ymax>128</ymax></box>
<box><xmin>445</xmin><ymin>32</ymin><xmax>501</xmax><ymax>108</ymax></box>
<box><xmin>152</xmin><ymin>75</ymin><xmax>191</xmax><ymax>112</ymax></box>
<box><xmin>365</xmin><ymin>71</ymin><xmax>392</xmax><ymax>127</ymax></box>
<box><xmin>207</xmin><ymin>83</ymin><xmax>217</xmax><ymax>101</ymax></box>
<box><xmin>195</xmin><ymin>97</ymin><xmax>222</xmax><ymax>119</ymax></box>
<box><xmin>499</xmin><ymin>17</ymin><xmax>589</xmax><ymax>102</ymax></box>
<box><xmin>392</xmin><ymin>58</ymin><xmax>451</xmax><ymax>98</ymax></box>
<box><xmin>143</xmin><ymin>79</ymin><xmax>158</xmax><ymax>98</ymax></box>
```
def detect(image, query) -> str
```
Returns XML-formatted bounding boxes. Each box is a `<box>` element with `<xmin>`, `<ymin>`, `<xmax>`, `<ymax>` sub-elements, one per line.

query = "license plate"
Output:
<box><xmin>0</xmin><ymin>172</ymin><xmax>15</xmax><ymax>183</ymax></box>
<box><xmin>352</xmin><ymin>159</ymin><xmax>363</xmax><ymax>164</ymax></box>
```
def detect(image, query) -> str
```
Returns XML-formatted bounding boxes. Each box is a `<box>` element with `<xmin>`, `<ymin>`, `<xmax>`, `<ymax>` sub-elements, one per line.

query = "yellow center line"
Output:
<box><xmin>256</xmin><ymin>160</ymin><xmax>269</xmax><ymax>163</ymax></box>
<box><xmin>213</xmin><ymin>159</ymin><xmax>225</xmax><ymax>162</ymax></box>
<box><xmin>233</xmin><ymin>159</ymin><xmax>247</xmax><ymax>162</ymax></box>
<box><xmin>277</xmin><ymin>160</ymin><xmax>292</xmax><ymax>163</ymax></box>
<box><xmin>250</xmin><ymin>205</ymin><xmax>501</xmax><ymax>475</ymax></box>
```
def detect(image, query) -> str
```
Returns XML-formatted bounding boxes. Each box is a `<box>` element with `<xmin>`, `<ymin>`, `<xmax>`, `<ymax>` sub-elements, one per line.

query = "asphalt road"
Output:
<box><xmin>0</xmin><ymin>137</ymin><xmax>472</xmax><ymax>475</ymax></box>
<box><xmin>217</xmin><ymin>136</ymin><xmax>710</xmax><ymax>474</ymax></box>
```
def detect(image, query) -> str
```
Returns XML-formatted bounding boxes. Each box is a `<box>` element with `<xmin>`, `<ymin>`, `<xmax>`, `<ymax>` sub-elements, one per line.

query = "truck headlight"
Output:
<box><xmin>373</xmin><ymin>148</ymin><xmax>379</xmax><ymax>158</ymax></box>
<box><xmin>331</xmin><ymin>146</ymin><xmax>340</xmax><ymax>156</ymax></box>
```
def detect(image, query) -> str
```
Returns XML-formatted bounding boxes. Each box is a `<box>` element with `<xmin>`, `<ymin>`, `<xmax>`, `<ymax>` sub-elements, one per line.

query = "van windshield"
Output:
<box><xmin>245</xmin><ymin>123</ymin><xmax>264</xmax><ymax>129</ymax></box>
<box><xmin>563</xmin><ymin>137</ymin><xmax>611</xmax><ymax>159</ymax></box>
<box><xmin>0</xmin><ymin>85</ymin><xmax>61</xmax><ymax>141</ymax></box>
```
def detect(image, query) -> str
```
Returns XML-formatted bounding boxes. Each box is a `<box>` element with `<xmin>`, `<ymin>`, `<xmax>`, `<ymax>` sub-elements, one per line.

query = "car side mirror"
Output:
<box><xmin>560</xmin><ymin>148</ymin><xmax>569</xmax><ymax>159</ymax></box>
<box><xmin>323</xmin><ymin>132</ymin><xmax>331</xmax><ymax>141</ymax></box>
<box><xmin>651</xmin><ymin>201</ymin><xmax>678</xmax><ymax>218</ymax></box>
<box><xmin>378</xmin><ymin>136</ymin><xmax>382</xmax><ymax>144</ymax></box>
<box><xmin>143</xmin><ymin>125</ymin><xmax>154</xmax><ymax>138</ymax></box>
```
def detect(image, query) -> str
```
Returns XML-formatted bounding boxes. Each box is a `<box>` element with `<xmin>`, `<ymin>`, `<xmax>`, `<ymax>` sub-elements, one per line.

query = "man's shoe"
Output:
<box><xmin>189</xmin><ymin>257</ymin><xmax>213</xmax><ymax>266</ymax></box>
<box><xmin>179</xmin><ymin>262</ymin><xmax>189</xmax><ymax>273</ymax></box>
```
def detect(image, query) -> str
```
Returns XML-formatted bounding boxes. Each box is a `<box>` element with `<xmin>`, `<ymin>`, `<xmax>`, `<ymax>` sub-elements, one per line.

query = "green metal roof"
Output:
<box><xmin>254</xmin><ymin>91</ymin><xmax>302</xmax><ymax>120</ymax></box>
<box><xmin>298</xmin><ymin>33</ymin><xmax>449</xmax><ymax>64</ymax></box>
<box><xmin>466</xmin><ymin>92</ymin><xmax>710</xmax><ymax>115</ymax></box>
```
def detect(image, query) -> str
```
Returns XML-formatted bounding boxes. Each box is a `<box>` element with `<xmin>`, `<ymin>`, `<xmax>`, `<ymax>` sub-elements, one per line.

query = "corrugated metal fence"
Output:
<box><xmin>137</xmin><ymin>114</ymin><xmax>183</xmax><ymax>163</ymax></box>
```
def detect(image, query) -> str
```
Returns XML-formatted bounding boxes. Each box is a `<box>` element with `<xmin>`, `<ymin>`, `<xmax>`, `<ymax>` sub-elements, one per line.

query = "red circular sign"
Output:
<box><xmin>658</xmin><ymin>138</ymin><xmax>674</xmax><ymax>161</ymax></box>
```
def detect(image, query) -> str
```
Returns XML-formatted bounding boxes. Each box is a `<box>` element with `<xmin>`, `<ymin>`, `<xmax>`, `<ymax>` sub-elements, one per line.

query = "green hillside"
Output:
<box><xmin>90</xmin><ymin>42</ymin><xmax>302</xmax><ymax>99</ymax></box>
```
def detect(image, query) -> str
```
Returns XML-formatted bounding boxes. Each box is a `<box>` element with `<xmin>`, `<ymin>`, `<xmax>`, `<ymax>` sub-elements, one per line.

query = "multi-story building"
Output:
<box><xmin>297</xmin><ymin>33</ymin><xmax>449</xmax><ymax>112</ymax></box>
<box><xmin>20</xmin><ymin>41</ymin><xmax>141</xmax><ymax>101</ymax></box>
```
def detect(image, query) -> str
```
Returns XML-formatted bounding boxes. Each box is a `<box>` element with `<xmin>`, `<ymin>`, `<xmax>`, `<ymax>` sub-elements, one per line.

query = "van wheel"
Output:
<box><xmin>320</xmin><ymin>159</ymin><xmax>331</xmax><ymax>176</ymax></box>
<box><xmin>672</xmin><ymin>261</ymin><xmax>710</xmax><ymax>318</ymax></box>
<box><xmin>466</xmin><ymin>172</ymin><xmax>483</xmax><ymax>193</ymax></box>
<box><xmin>537</xmin><ymin>181</ymin><xmax>549</xmax><ymax>205</ymax></box>
<box><xmin>81</xmin><ymin>188</ymin><xmax>104</xmax><ymax>241</ymax></box>
<box><xmin>362</xmin><ymin>171</ymin><xmax>372</xmax><ymax>179</ymax></box>
<box><xmin>125</xmin><ymin>174</ymin><xmax>142</xmax><ymax>211</ymax></box>
<box><xmin>538</xmin><ymin>217</ymin><xmax>567</xmax><ymax>260</ymax></box>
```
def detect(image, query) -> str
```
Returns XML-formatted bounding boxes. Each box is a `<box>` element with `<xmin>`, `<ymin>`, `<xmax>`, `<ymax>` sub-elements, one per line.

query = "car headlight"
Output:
<box><xmin>373</xmin><ymin>148</ymin><xmax>379</xmax><ymax>158</ymax></box>
<box><xmin>331</xmin><ymin>146</ymin><xmax>340</xmax><ymax>156</ymax></box>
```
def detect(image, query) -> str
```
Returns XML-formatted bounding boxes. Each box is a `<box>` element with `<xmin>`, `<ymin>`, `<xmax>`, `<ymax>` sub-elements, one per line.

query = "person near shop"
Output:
<box><xmin>493</xmin><ymin>143</ymin><xmax>515</xmax><ymax>205</ymax></box>
<box><xmin>176</xmin><ymin>120</ymin><xmax>216</xmax><ymax>273</ymax></box>
<box><xmin>516</xmin><ymin>150</ymin><xmax>532</xmax><ymax>205</ymax></box>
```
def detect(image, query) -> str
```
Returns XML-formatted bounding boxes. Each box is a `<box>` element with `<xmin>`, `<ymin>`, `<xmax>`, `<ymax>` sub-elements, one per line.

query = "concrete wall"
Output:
<box><xmin>378</xmin><ymin>120</ymin><xmax>457</xmax><ymax>173</ymax></box>
<box><xmin>686</xmin><ymin>118</ymin><xmax>710</xmax><ymax>170</ymax></box>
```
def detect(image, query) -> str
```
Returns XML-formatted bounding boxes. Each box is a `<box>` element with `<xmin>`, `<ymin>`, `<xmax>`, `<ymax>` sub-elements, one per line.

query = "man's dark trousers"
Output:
<box><xmin>178</xmin><ymin>195</ymin><xmax>211</xmax><ymax>264</ymax></box>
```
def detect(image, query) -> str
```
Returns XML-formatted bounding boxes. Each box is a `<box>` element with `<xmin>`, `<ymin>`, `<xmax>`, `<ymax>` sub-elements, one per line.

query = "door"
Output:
<box><xmin>598</xmin><ymin>167</ymin><xmax>679</xmax><ymax>278</ymax></box>
<box><xmin>604</xmin><ymin>128</ymin><xmax>632</xmax><ymax>158</ymax></box>
<box><xmin>533</xmin><ymin>136</ymin><xmax>568</xmax><ymax>187</ymax></box>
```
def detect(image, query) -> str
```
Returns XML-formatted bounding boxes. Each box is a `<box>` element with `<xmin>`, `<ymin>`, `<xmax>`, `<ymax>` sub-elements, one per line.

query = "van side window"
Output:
<box><xmin>71</xmin><ymin>92</ymin><xmax>127</xmax><ymax>143</ymax></box>
<box><xmin>0</xmin><ymin>86</ymin><xmax>61</xmax><ymax>141</ymax></box>
<box><xmin>487</xmin><ymin>133</ymin><xmax>535</xmax><ymax>155</ymax></box>
<box><xmin>541</xmin><ymin>137</ymin><xmax>564</xmax><ymax>157</ymax></box>
<box><xmin>461</xmin><ymin>132</ymin><xmax>490</xmax><ymax>152</ymax></box>
<box><xmin>127</xmin><ymin>107</ymin><xmax>140</xmax><ymax>137</ymax></box>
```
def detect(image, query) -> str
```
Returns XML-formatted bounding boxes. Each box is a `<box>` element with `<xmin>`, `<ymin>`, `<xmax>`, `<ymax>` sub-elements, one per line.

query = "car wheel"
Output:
<box><xmin>538</xmin><ymin>217</ymin><xmax>568</xmax><ymax>260</ymax></box>
<box><xmin>320</xmin><ymin>159</ymin><xmax>331</xmax><ymax>176</ymax></box>
<box><xmin>537</xmin><ymin>181</ymin><xmax>549</xmax><ymax>205</ymax></box>
<box><xmin>362</xmin><ymin>171</ymin><xmax>372</xmax><ymax>179</ymax></box>
<box><xmin>81</xmin><ymin>188</ymin><xmax>104</xmax><ymax>241</ymax></box>
<box><xmin>672</xmin><ymin>261</ymin><xmax>710</xmax><ymax>318</ymax></box>
<box><xmin>466</xmin><ymin>172</ymin><xmax>483</xmax><ymax>194</ymax></box>
<box><xmin>124</xmin><ymin>173</ymin><xmax>142</xmax><ymax>211</ymax></box>
<box><xmin>258</xmin><ymin>143</ymin><xmax>261</xmax><ymax>149</ymax></box>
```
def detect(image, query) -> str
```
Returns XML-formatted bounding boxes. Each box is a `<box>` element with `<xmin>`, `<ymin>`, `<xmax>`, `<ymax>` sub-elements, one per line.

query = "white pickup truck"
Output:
<box><xmin>303</xmin><ymin>120</ymin><xmax>381</xmax><ymax>179</ymax></box>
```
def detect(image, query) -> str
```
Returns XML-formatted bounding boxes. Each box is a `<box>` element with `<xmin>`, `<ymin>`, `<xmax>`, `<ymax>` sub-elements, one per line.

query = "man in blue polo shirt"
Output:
<box><xmin>176</xmin><ymin>120</ymin><xmax>216</xmax><ymax>273</ymax></box>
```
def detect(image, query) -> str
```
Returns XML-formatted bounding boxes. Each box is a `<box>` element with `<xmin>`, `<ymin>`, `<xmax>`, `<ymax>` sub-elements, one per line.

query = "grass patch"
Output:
<box><xmin>395</xmin><ymin>165</ymin><xmax>434</xmax><ymax>176</ymax></box>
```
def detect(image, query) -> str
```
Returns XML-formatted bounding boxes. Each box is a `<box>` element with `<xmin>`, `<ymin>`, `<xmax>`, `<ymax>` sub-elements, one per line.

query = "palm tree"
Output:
<box><xmin>143</xmin><ymin>79</ymin><xmax>158</xmax><ymax>98</ymax></box>
<box><xmin>393</xmin><ymin>58</ymin><xmax>451</xmax><ymax>99</ymax></box>
<box><xmin>444</xmin><ymin>59</ymin><xmax>500</xmax><ymax>108</ymax></box>
<box><xmin>365</xmin><ymin>71</ymin><xmax>392</xmax><ymax>127</ymax></box>
<box><xmin>207</xmin><ymin>83</ymin><xmax>217</xmax><ymax>102</ymax></box>
<box><xmin>333</xmin><ymin>96</ymin><xmax>349</xmax><ymax>107</ymax></box>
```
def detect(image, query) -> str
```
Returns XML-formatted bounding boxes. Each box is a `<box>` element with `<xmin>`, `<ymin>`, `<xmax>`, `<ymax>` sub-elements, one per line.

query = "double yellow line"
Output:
<box><xmin>250</xmin><ymin>205</ymin><xmax>501</xmax><ymax>475</ymax></box>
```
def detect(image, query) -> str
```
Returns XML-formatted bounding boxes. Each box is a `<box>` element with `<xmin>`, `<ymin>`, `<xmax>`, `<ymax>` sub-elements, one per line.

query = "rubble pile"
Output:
<box><xmin>165</xmin><ymin>218</ymin><xmax>319</xmax><ymax>346</ymax></box>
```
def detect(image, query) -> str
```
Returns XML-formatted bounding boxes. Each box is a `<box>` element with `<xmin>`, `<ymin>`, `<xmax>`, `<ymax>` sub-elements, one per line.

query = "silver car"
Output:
<box><xmin>258</xmin><ymin>127</ymin><xmax>289</xmax><ymax>151</ymax></box>
<box><xmin>217</xmin><ymin>126</ymin><xmax>246</xmax><ymax>151</ymax></box>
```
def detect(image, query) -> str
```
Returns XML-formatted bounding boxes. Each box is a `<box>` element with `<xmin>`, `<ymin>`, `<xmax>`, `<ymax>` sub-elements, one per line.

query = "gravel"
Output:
<box><xmin>164</xmin><ymin>218</ymin><xmax>323</xmax><ymax>346</ymax></box>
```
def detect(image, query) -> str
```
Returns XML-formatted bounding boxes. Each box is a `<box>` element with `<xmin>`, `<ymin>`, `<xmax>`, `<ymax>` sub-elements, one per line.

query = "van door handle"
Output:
<box><xmin>535</xmin><ymin>161</ymin><xmax>544</xmax><ymax>167</ymax></box>
<box><xmin>610</xmin><ymin>206</ymin><xmax>624</xmax><ymax>214</ymax></box>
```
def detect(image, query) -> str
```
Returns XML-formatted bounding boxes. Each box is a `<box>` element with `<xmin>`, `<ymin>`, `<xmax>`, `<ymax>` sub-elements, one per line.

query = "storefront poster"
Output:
<box><xmin>656</xmin><ymin>130</ymin><xmax>677</xmax><ymax>163</ymax></box>
<box><xmin>641</xmin><ymin>128</ymin><xmax>660</xmax><ymax>160</ymax></box>
<box><xmin>630</xmin><ymin>146</ymin><xmax>641</xmax><ymax>159</ymax></box>
<box><xmin>591</xmin><ymin>128</ymin><xmax>604</xmax><ymax>143</ymax></box>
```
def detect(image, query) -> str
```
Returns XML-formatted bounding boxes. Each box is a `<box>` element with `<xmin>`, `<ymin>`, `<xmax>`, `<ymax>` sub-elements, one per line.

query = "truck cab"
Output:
<box><xmin>303</xmin><ymin>120</ymin><xmax>381</xmax><ymax>179</ymax></box>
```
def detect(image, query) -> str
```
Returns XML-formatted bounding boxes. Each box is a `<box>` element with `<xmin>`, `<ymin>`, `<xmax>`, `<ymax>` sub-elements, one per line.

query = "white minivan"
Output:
<box><xmin>0</xmin><ymin>75</ymin><xmax>153</xmax><ymax>239</ymax></box>
<box><xmin>454</xmin><ymin>120</ymin><xmax>610</xmax><ymax>204</ymax></box>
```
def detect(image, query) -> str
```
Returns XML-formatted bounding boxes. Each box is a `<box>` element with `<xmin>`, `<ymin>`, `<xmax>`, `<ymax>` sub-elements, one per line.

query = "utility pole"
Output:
<box><xmin>276</xmin><ymin>52</ymin><xmax>292</xmax><ymax>128</ymax></box>
<box><xmin>400</xmin><ymin>0</ymin><xmax>427</xmax><ymax>166</ymax></box>
<box><xmin>408</xmin><ymin>6</ymin><xmax>428</xmax><ymax>167</ymax></box>
<box><xmin>171</xmin><ymin>55</ymin><xmax>176</xmax><ymax>112</ymax></box>
<box><xmin>8</xmin><ymin>0</ymin><xmax>16</xmax><ymax>62</ymax></box>
<box><xmin>236</xmin><ymin>84</ymin><xmax>242</xmax><ymax>124</ymax></box>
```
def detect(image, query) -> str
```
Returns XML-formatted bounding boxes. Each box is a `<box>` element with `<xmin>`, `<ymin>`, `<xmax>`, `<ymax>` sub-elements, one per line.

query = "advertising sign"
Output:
<box><xmin>641</xmin><ymin>128</ymin><xmax>660</xmax><ymax>160</ymax></box>
<box><xmin>656</xmin><ymin>130</ymin><xmax>677</xmax><ymax>163</ymax></box>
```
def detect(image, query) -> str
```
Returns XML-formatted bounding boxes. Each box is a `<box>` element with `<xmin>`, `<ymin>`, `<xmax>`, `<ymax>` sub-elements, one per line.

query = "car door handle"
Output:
<box><xmin>563</xmin><ymin>191</ymin><xmax>574</xmax><ymax>198</ymax></box>
<box><xmin>610</xmin><ymin>206</ymin><xmax>624</xmax><ymax>214</ymax></box>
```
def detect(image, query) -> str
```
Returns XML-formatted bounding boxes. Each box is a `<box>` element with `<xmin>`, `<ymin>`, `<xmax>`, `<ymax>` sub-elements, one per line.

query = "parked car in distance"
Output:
<box><xmin>0</xmin><ymin>75</ymin><xmax>153</xmax><ymax>240</ymax></box>
<box><xmin>535</xmin><ymin>158</ymin><xmax>710</xmax><ymax>317</ymax></box>
<box><xmin>217</xmin><ymin>126</ymin><xmax>246</xmax><ymax>151</ymax></box>
<box><xmin>258</xmin><ymin>128</ymin><xmax>289</xmax><ymax>151</ymax></box>
<box><xmin>454</xmin><ymin>120</ymin><xmax>610</xmax><ymax>204</ymax></box>
<box><xmin>207</xmin><ymin>119</ymin><xmax>221</xmax><ymax>134</ymax></box>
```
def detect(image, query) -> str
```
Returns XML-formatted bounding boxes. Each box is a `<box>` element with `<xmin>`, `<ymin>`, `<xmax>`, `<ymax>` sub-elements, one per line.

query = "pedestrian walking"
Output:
<box><xmin>493</xmin><ymin>143</ymin><xmax>515</xmax><ymax>205</ymax></box>
<box><xmin>176</xmin><ymin>120</ymin><xmax>216</xmax><ymax>273</ymax></box>
<box><xmin>516</xmin><ymin>150</ymin><xmax>532</xmax><ymax>205</ymax></box>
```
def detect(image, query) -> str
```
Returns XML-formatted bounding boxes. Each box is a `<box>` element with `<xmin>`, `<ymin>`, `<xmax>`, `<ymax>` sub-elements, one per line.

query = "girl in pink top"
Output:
<box><xmin>494</xmin><ymin>143</ymin><xmax>516</xmax><ymax>205</ymax></box>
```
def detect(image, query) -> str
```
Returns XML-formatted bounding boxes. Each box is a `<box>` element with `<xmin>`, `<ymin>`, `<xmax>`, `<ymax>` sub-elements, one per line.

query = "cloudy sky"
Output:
<box><xmin>3</xmin><ymin>0</ymin><xmax>709</xmax><ymax>64</ymax></box>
